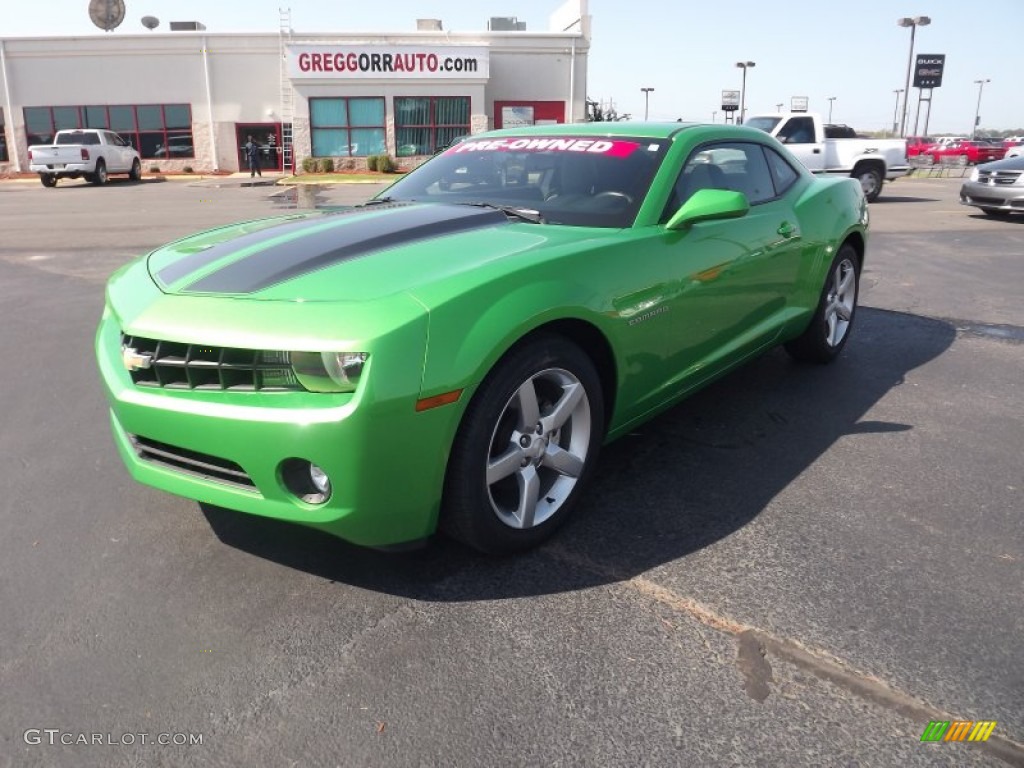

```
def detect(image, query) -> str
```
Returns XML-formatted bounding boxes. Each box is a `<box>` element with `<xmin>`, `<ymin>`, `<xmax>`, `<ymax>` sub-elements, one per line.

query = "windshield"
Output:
<box><xmin>378</xmin><ymin>135</ymin><xmax>671</xmax><ymax>228</ymax></box>
<box><xmin>743</xmin><ymin>117</ymin><xmax>780</xmax><ymax>134</ymax></box>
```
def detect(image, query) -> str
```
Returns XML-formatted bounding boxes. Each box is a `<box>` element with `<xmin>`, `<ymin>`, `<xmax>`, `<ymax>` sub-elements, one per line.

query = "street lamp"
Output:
<box><xmin>776</xmin><ymin>102</ymin><xmax>783</xmax><ymax>112</ymax></box>
<box><xmin>711</xmin><ymin>110</ymin><xmax>717</xmax><ymax>123</ymax></box>
<box><xmin>641</xmin><ymin>87</ymin><xmax>654</xmax><ymax>121</ymax></box>
<box><xmin>736</xmin><ymin>61</ymin><xmax>755</xmax><ymax>123</ymax></box>
<box><xmin>972</xmin><ymin>79</ymin><xmax>990</xmax><ymax>139</ymax></box>
<box><xmin>892</xmin><ymin>89</ymin><xmax>904</xmax><ymax>135</ymax></box>
<box><xmin>897</xmin><ymin>16</ymin><xmax>931</xmax><ymax>137</ymax></box>
<box><xmin>827</xmin><ymin>97</ymin><xmax>837</xmax><ymax>122</ymax></box>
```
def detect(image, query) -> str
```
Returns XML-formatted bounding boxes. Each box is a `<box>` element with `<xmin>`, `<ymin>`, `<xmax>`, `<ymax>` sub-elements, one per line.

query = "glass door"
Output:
<box><xmin>235</xmin><ymin>123</ymin><xmax>282</xmax><ymax>172</ymax></box>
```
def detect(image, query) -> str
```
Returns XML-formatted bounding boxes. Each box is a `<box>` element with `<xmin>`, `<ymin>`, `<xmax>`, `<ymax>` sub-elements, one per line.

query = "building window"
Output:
<box><xmin>310</xmin><ymin>98</ymin><xmax>385</xmax><ymax>158</ymax></box>
<box><xmin>395</xmin><ymin>97</ymin><xmax>470</xmax><ymax>156</ymax></box>
<box><xmin>0</xmin><ymin>108</ymin><xmax>8</xmax><ymax>162</ymax></box>
<box><xmin>23</xmin><ymin>104</ymin><xmax>194</xmax><ymax>159</ymax></box>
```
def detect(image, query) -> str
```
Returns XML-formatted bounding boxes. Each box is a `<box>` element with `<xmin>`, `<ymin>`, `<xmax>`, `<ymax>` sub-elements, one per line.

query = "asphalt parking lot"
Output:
<box><xmin>0</xmin><ymin>174</ymin><xmax>1021</xmax><ymax>767</ymax></box>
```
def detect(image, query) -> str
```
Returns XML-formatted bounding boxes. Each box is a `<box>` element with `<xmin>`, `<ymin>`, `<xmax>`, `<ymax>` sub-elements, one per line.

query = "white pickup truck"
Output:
<box><xmin>745</xmin><ymin>113</ymin><xmax>909</xmax><ymax>202</ymax></box>
<box><xmin>28</xmin><ymin>129</ymin><xmax>142</xmax><ymax>187</ymax></box>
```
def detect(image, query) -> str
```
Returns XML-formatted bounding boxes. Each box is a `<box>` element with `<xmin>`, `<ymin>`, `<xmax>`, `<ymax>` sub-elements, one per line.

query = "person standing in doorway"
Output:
<box><xmin>244</xmin><ymin>135</ymin><xmax>262</xmax><ymax>177</ymax></box>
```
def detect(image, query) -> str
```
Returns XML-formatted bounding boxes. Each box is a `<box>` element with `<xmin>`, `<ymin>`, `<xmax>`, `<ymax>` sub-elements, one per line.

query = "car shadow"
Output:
<box><xmin>201</xmin><ymin>307</ymin><xmax>956</xmax><ymax>601</ymax></box>
<box><xmin>873</xmin><ymin>196</ymin><xmax>940</xmax><ymax>204</ymax></box>
<box><xmin>965</xmin><ymin>212</ymin><xmax>1024</xmax><ymax>224</ymax></box>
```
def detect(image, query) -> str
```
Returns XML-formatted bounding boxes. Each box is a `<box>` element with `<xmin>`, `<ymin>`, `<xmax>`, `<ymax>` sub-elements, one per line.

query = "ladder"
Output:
<box><xmin>279</xmin><ymin>8</ymin><xmax>294</xmax><ymax>173</ymax></box>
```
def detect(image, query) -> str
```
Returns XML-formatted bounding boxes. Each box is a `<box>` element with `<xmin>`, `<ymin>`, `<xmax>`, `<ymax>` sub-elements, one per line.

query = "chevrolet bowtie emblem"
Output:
<box><xmin>122</xmin><ymin>346</ymin><xmax>154</xmax><ymax>371</ymax></box>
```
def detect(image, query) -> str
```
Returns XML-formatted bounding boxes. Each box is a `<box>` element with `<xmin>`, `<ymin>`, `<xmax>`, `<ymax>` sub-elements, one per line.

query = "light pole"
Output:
<box><xmin>776</xmin><ymin>102</ymin><xmax>783</xmax><ymax>112</ymax></box>
<box><xmin>892</xmin><ymin>89</ymin><xmax>904</xmax><ymax>135</ymax></box>
<box><xmin>897</xmin><ymin>16</ymin><xmax>931</xmax><ymax>137</ymax></box>
<box><xmin>827</xmin><ymin>97</ymin><xmax>837</xmax><ymax>122</ymax></box>
<box><xmin>711</xmin><ymin>110</ymin><xmax>717</xmax><ymax>123</ymax></box>
<box><xmin>641</xmin><ymin>87</ymin><xmax>654</xmax><ymax>121</ymax></box>
<box><xmin>736</xmin><ymin>61</ymin><xmax>755</xmax><ymax>123</ymax></box>
<box><xmin>972</xmin><ymin>79</ymin><xmax>990</xmax><ymax>139</ymax></box>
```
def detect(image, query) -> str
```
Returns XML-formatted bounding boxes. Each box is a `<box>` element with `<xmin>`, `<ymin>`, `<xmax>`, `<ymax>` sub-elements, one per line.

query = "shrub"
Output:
<box><xmin>148</xmin><ymin>165</ymin><xmax>161</xmax><ymax>173</ymax></box>
<box><xmin>182</xmin><ymin>166</ymin><xmax>194</xmax><ymax>174</ymax></box>
<box><xmin>317</xmin><ymin>157</ymin><xmax>335</xmax><ymax>174</ymax></box>
<box><xmin>366</xmin><ymin>155</ymin><xmax>379</xmax><ymax>172</ymax></box>
<box><xmin>301</xmin><ymin>156</ymin><xmax>317</xmax><ymax>173</ymax></box>
<box><xmin>377</xmin><ymin>154</ymin><xmax>395</xmax><ymax>173</ymax></box>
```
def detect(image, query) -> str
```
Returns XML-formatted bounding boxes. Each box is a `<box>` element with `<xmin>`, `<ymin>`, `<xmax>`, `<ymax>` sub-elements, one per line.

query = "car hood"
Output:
<box><xmin>978</xmin><ymin>155</ymin><xmax>1024</xmax><ymax>171</ymax></box>
<box><xmin>146</xmin><ymin>202</ymin><xmax>592</xmax><ymax>303</ymax></box>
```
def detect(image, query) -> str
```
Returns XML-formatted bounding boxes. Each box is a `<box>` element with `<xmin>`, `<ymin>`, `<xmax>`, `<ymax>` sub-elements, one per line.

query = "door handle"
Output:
<box><xmin>813</xmin><ymin>148</ymin><xmax>821</xmax><ymax>154</ymax></box>
<box><xmin>777</xmin><ymin>222</ymin><xmax>798</xmax><ymax>238</ymax></box>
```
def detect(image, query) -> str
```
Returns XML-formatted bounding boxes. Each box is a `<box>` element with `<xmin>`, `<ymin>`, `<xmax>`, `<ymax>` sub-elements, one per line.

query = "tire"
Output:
<box><xmin>39</xmin><ymin>174</ymin><xmax>57</xmax><ymax>188</ymax></box>
<box><xmin>785</xmin><ymin>244</ymin><xmax>861</xmax><ymax>364</ymax></box>
<box><xmin>92</xmin><ymin>160</ymin><xmax>107</xmax><ymax>185</ymax></box>
<box><xmin>441</xmin><ymin>335</ymin><xmax>605</xmax><ymax>554</ymax></box>
<box><xmin>853</xmin><ymin>164</ymin><xmax>883</xmax><ymax>202</ymax></box>
<box><xmin>129</xmin><ymin>158</ymin><xmax>142</xmax><ymax>181</ymax></box>
<box><xmin>982</xmin><ymin>209</ymin><xmax>1011</xmax><ymax>219</ymax></box>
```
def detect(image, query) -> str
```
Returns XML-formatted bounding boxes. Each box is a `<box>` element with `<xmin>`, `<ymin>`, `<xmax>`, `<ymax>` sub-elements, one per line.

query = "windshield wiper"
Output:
<box><xmin>463</xmin><ymin>202</ymin><xmax>546</xmax><ymax>224</ymax></box>
<box><xmin>361</xmin><ymin>196</ymin><xmax>396</xmax><ymax>206</ymax></box>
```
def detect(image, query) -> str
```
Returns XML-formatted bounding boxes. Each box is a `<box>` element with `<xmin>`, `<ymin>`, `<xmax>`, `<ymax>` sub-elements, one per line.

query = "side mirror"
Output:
<box><xmin>666</xmin><ymin>189</ymin><xmax>750</xmax><ymax>230</ymax></box>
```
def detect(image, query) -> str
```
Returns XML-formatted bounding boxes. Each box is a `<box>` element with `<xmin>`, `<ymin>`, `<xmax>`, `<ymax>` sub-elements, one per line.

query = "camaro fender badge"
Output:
<box><xmin>122</xmin><ymin>346</ymin><xmax>154</xmax><ymax>371</ymax></box>
<box><xmin>627</xmin><ymin>306</ymin><xmax>669</xmax><ymax>326</ymax></box>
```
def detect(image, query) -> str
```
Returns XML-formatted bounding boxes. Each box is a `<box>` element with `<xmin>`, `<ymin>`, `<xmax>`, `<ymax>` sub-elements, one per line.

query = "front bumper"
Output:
<box><xmin>959</xmin><ymin>181</ymin><xmax>1024</xmax><ymax>212</ymax></box>
<box><xmin>96</xmin><ymin>303</ymin><xmax>459</xmax><ymax>549</ymax></box>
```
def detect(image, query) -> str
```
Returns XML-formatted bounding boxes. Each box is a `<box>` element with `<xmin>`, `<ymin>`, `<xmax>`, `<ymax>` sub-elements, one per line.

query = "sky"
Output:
<box><xmin>4</xmin><ymin>0</ymin><xmax>1022</xmax><ymax>134</ymax></box>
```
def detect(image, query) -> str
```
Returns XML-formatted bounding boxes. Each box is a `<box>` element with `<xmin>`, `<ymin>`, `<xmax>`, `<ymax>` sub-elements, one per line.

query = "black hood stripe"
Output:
<box><xmin>155</xmin><ymin>206</ymin><xmax>383</xmax><ymax>287</ymax></box>
<box><xmin>181</xmin><ymin>204</ymin><xmax>508</xmax><ymax>295</ymax></box>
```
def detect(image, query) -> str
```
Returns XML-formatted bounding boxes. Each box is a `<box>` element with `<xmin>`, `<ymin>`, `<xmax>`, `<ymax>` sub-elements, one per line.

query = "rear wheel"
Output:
<box><xmin>129</xmin><ymin>158</ymin><xmax>142</xmax><ymax>181</ymax></box>
<box><xmin>39</xmin><ymin>174</ymin><xmax>57</xmax><ymax>188</ymax></box>
<box><xmin>441</xmin><ymin>335</ymin><xmax>605</xmax><ymax>554</ymax></box>
<box><xmin>785</xmin><ymin>244</ymin><xmax>860</xmax><ymax>364</ymax></box>
<box><xmin>853</xmin><ymin>164</ymin><xmax>883</xmax><ymax>202</ymax></box>
<box><xmin>92</xmin><ymin>160</ymin><xmax>107</xmax><ymax>185</ymax></box>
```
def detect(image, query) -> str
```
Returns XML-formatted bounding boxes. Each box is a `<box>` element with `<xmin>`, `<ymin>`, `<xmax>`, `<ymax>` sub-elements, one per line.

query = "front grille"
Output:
<box><xmin>977</xmin><ymin>170</ymin><xmax>1022</xmax><ymax>186</ymax></box>
<box><xmin>122</xmin><ymin>335</ymin><xmax>302</xmax><ymax>391</ymax></box>
<box><xmin>130</xmin><ymin>434</ymin><xmax>258</xmax><ymax>491</ymax></box>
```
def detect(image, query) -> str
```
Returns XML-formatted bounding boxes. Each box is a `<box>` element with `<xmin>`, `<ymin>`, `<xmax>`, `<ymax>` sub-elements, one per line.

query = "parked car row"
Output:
<box><xmin>907</xmin><ymin>135</ymin><xmax>1017</xmax><ymax>165</ymax></box>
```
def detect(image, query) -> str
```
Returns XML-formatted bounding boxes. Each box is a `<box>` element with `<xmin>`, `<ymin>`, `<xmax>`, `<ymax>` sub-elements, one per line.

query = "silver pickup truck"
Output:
<box><xmin>28</xmin><ymin>129</ymin><xmax>142</xmax><ymax>187</ymax></box>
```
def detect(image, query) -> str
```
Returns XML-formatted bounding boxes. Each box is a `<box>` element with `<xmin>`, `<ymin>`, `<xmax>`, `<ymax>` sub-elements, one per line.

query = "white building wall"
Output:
<box><xmin>0</xmin><ymin>27</ymin><xmax>589</xmax><ymax>174</ymax></box>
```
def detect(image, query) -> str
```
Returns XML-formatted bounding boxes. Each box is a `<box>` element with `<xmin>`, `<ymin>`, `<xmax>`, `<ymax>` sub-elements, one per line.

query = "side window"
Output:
<box><xmin>764</xmin><ymin>146</ymin><xmax>800</xmax><ymax>196</ymax></box>
<box><xmin>777</xmin><ymin>117</ymin><xmax>815</xmax><ymax>144</ymax></box>
<box><xmin>662</xmin><ymin>142</ymin><xmax>779</xmax><ymax>221</ymax></box>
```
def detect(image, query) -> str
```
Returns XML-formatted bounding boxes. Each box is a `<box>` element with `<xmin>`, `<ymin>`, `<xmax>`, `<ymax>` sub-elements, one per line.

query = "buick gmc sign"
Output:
<box><xmin>913</xmin><ymin>54</ymin><xmax>946</xmax><ymax>89</ymax></box>
<box><xmin>288</xmin><ymin>45</ymin><xmax>489</xmax><ymax>79</ymax></box>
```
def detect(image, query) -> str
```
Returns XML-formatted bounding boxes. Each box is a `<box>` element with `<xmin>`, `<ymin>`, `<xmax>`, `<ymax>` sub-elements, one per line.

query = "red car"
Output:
<box><xmin>906</xmin><ymin>136</ymin><xmax>936</xmax><ymax>157</ymax></box>
<box><xmin>930</xmin><ymin>140</ymin><xmax>1006</xmax><ymax>165</ymax></box>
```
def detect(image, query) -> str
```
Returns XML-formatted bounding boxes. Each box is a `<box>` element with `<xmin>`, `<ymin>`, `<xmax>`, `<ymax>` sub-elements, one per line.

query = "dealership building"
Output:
<box><xmin>0</xmin><ymin>1</ymin><xmax>590</xmax><ymax>174</ymax></box>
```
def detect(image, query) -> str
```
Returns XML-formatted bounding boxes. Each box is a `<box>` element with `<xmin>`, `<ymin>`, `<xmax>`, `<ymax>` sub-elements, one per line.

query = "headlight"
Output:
<box><xmin>969</xmin><ymin>167</ymin><xmax>980</xmax><ymax>182</ymax></box>
<box><xmin>290</xmin><ymin>352</ymin><xmax>368</xmax><ymax>393</ymax></box>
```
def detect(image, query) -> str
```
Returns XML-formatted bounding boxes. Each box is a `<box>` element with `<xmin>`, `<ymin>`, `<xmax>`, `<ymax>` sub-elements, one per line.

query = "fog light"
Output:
<box><xmin>309</xmin><ymin>464</ymin><xmax>331</xmax><ymax>495</ymax></box>
<box><xmin>281</xmin><ymin>458</ymin><xmax>331</xmax><ymax>504</ymax></box>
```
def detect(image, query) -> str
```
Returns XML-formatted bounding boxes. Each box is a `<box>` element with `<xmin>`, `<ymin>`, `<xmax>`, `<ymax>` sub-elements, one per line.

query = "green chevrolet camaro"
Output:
<box><xmin>96</xmin><ymin>122</ymin><xmax>868</xmax><ymax>553</ymax></box>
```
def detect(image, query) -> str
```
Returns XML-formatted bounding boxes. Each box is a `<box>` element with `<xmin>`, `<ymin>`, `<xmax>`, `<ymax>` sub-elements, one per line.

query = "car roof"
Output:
<box><xmin>471</xmin><ymin>122</ymin><xmax>767</xmax><ymax>142</ymax></box>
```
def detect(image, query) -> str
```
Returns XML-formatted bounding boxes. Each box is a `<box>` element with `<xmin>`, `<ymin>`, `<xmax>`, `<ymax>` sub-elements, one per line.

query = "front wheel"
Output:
<box><xmin>441</xmin><ymin>335</ymin><xmax>605</xmax><ymax>554</ymax></box>
<box><xmin>129</xmin><ymin>158</ymin><xmax>142</xmax><ymax>181</ymax></box>
<box><xmin>785</xmin><ymin>244</ymin><xmax>861</xmax><ymax>364</ymax></box>
<box><xmin>854</xmin><ymin>165</ymin><xmax>883</xmax><ymax>202</ymax></box>
<box><xmin>39</xmin><ymin>174</ymin><xmax>57</xmax><ymax>188</ymax></box>
<box><xmin>92</xmin><ymin>160</ymin><xmax>107</xmax><ymax>185</ymax></box>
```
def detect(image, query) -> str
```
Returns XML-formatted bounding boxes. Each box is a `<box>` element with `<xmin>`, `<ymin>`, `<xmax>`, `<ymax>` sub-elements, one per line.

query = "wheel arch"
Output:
<box><xmin>500</xmin><ymin>318</ymin><xmax>618</xmax><ymax>431</ymax></box>
<box><xmin>841</xmin><ymin>230</ymin><xmax>866</xmax><ymax>269</ymax></box>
